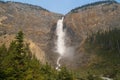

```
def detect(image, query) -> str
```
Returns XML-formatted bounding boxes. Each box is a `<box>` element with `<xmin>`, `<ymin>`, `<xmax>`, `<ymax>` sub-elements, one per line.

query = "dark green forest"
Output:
<box><xmin>0</xmin><ymin>30</ymin><xmax>120</xmax><ymax>80</ymax></box>
<box><xmin>0</xmin><ymin>31</ymin><xmax>99</xmax><ymax>80</ymax></box>
<box><xmin>0</xmin><ymin>31</ymin><xmax>74</xmax><ymax>80</ymax></box>
<box><xmin>84</xmin><ymin>28</ymin><xmax>120</xmax><ymax>80</ymax></box>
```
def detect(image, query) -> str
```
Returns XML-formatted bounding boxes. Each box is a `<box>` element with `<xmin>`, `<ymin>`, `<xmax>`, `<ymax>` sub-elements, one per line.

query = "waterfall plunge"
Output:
<box><xmin>56</xmin><ymin>17</ymin><xmax>66</xmax><ymax>70</ymax></box>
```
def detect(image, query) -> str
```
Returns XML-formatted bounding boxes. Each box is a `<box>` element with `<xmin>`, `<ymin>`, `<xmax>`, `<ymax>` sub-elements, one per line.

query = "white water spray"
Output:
<box><xmin>56</xmin><ymin>56</ymin><xmax>62</xmax><ymax>71</ymax></box>
<box><xmin>55</xmin><ymin>17</ymin><xmax>66</xmax><ymax>70</ymax></box>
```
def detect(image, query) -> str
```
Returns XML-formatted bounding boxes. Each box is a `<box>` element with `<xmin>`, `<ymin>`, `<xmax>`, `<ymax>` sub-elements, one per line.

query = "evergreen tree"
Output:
<box><xmin>0</xmin><ymin>31</ymin><xmax>77</xmax><ymax>80</ymax></box>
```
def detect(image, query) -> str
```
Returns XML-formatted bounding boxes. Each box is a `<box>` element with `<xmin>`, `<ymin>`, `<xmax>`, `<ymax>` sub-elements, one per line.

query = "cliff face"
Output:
<box><xmin>65</xmin><ymin>1</ymin><xmax>120</xmax><ymax>38</ymax></box>
<box><xmin>0</xmin><ymin>1</ymin><xmax>120</xmax><ymax>69</ymax></box>
<box><xmin>63</xmin><ymin>1</ymin><xmax>120</xmax><ymax>68</ymax></box>
<box><xmin>0</xmin><ymin>1</ymin><xmax>62</xmax><ymax>63</ymax></box>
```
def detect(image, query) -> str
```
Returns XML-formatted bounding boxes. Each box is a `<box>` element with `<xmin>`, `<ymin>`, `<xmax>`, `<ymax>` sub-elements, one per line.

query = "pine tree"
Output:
<box><xmin>15</xmin><ymin>31</ymin><xmax>24</xmax><ymax>54</ymax></box>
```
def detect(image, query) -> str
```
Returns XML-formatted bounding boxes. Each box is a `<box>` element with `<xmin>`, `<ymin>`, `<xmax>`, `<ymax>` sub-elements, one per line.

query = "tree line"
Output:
<box><xmin>0</xmin><ymin>31</ymin><xmax>74</xmax><ymax>80</ymax></box>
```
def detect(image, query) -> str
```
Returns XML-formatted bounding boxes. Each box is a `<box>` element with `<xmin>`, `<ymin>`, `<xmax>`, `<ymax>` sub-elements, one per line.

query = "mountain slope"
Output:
<box><xmin>0</xmin><ymin>1</ymin><xmax>120</xmax><ymax>70</ymax></box>
<box><xmin>63</xmin><ymin>0</ymin><xmax>120</xmax><ymax>68</ymax></box>
<box><xmin>0</xmin><ymin>1</ymin><xmax>62</xmax><ymax>63</ymax></box>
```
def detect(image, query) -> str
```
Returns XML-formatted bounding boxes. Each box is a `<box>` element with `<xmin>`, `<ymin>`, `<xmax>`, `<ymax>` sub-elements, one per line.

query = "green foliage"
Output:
<box><xmin>84</xmin><ymin>28</ymin><xmax>120</xmax><ymax>80</ymax></box>
<box><xmin>15</xmin><ymin>31</ymin><xmax>24</xmax><ymax>54</ymax></box>
<box><xmin>86</xmin><ymin>28</ymin><xmax>120</xmax><ymax>53</ymax></box>
<box><xmin>1</xmin><ymin>29</ymin><xmax>120</xmax><ymax>80</ymax></box>
<box><xmin>0</xmin><ymin>31</ymin><xmax>76</xmax><ymax>80</ymax></box>
<box><xmin>57</xmin><ymin>67</ymin><xmax>73</xmax><ymax>80</ymax></box>
<box><xmin>86</xmin><ymin>72</ymin><xmax>102</xmax><ymax>80</ymax></box>
<box><xmin>2</xmin><ymin>29</ymin><xmax>120</xmax><ymax>80</ymax></box>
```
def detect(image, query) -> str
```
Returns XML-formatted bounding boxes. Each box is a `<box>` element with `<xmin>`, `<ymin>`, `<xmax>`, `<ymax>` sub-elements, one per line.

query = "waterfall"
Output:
<box><xmin>55</xmin><ymin>17</ymin><xmax>66</xmax><ymax>70</ymax></box>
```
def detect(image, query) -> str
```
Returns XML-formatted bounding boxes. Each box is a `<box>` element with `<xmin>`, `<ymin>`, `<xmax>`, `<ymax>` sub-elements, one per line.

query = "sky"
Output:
<box><xmin>4</xmin><ymin>0</ymin><xmax>120</xmax><ymax>14</ymax></box>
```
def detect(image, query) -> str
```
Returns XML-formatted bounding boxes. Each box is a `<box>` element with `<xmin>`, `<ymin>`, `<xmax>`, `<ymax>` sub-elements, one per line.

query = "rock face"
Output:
<box><xmin>0</xmin><ymin>1</ymin><xmax>120</xmax><ymax>69</ymax></box>
<box><xmin>65</xmin><ymin>1</ymin><xmax>120</xmax><ymax>38</ymax></box>
<box><xmin>63</xmin><ymin>1</ymin><xmax>120</xmax><ymax>69</ymax></box>
<box><xmin>0</xmin><ymin>1</ymin><xmax>62</xmax><ymax>63</ymax></box>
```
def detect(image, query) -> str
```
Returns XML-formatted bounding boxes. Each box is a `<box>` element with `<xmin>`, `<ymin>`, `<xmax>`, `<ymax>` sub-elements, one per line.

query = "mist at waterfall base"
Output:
<box><xmin>55</xmin><ymin>17</ymin><xmax>74</xmax><ymax>71</ymax></box>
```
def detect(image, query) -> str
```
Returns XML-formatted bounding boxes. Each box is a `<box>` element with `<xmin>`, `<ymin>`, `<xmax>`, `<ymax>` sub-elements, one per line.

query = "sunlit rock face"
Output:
<box><xmin>63</xmin><ymin>1</ymin><xmax>120</xmax><ymax>69</ymax></box>
<box><xmin>0</xmin><ymin>1</ymin><xmax>62</xmax><ymax>64</ymax></box>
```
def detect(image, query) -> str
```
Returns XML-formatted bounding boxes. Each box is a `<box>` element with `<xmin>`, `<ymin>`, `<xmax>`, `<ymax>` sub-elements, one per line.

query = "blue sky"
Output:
<box><xmin>4</xmin><ymin>0</ymin><xmax>120</xmax><ymax>14</ymax></box>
